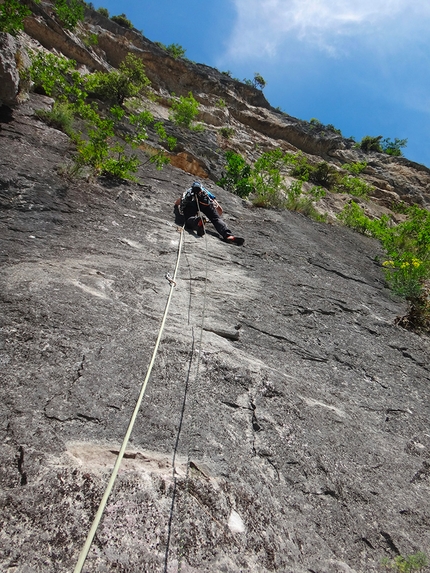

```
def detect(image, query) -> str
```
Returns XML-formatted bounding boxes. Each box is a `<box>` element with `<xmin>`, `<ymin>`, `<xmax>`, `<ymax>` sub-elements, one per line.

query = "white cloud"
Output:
<box><xmin>224</xmin><ymin>0</ymin><xmax>430</xmax><ymax>60</ymax></box>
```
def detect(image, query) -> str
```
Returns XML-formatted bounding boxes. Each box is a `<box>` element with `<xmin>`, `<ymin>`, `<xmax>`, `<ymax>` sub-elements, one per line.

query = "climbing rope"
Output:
<box><xmin>73</xmin><ymin>225</ymin><xmax>185</xmax><ymax>573</ymax></box>
<box><xmin>176</xmin><ymin>203</ymin><xmax>210</xmax><ymax>572</ymax></box>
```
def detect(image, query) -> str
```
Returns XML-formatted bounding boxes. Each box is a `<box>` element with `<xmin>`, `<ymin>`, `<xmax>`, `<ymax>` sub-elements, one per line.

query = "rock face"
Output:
<box><xmin>0</xmin><ymin>33</ymin><xmax>21</xmax><ymax>105</ymax></box>
<box><xmin>1</xmin><ymin>5</ymin><xmax>430</xmax><ymax>573</ymax></box>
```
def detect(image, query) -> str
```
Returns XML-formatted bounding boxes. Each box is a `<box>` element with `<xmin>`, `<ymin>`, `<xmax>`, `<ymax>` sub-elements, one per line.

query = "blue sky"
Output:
<box><xmin>91</xmin><ymin>0</ymin><xmax>430</xmax><ymax>168</ymax></box>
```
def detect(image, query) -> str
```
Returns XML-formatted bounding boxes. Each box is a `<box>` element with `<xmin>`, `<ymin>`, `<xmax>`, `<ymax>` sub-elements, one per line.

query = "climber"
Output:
<box><xmin>176</xmin><ymin>181</ymin><xmax>244</xmax><ymax>245</ymax></box>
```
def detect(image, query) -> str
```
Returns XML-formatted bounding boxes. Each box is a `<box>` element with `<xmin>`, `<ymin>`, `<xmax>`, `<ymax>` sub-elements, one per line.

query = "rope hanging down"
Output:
<box><xmin>177</xmin><ymin>213</ymin><xmax>209</xmax><ymax>573</ymax></box>
<box><xmin>74</xmin><ymin>226</ymin><xmax>185</xmax><ymax>573</ymax></box>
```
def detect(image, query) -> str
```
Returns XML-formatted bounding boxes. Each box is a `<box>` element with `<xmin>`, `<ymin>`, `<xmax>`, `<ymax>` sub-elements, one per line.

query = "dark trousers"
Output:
<box><xmin>183</xmin><ymin>201</ymin><xmax>231</xmax><ymax>239</ymax></box>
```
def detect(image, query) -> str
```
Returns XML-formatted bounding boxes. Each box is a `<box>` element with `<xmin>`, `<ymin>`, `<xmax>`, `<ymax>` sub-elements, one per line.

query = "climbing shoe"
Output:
<box><xmin>225</xmin><ymin>235</ymin><xmax>244</xmax><ymax>246</ymax></box>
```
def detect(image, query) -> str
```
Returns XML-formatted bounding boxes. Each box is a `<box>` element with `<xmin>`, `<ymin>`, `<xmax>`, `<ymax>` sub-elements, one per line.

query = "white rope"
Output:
<box><xmin>74</xmin><ymin>226</ymin><xmax>185</xmax><ymax>573</ymax></box>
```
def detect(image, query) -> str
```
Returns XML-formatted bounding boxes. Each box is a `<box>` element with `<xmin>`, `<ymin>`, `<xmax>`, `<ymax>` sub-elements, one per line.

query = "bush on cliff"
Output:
<box><xmin>337</xmin><ymin>201</ymin><xmax>430</xmax><ymax>331</ymax></box>
<box><xmin>218</xmin><ymin>149</ymin><xmax>326</xmax><ymax>219</ymax></box>
<box><xmin>86</xmin><ymin>54</ymin><xmax>150</xmax><ymax>105</ymax></box>
<box><xmin>169</xmin><ymin>92</ymin><xmax>201</xmax><ymax>129</ymax></box>
<box><xmin>111</xmin><ymin>13</ymin><xmax>133</xmax><ymax>28</ymax></box>
<box><xmin>53</xmin><ymin>0</ymin><xmax>85</xmax><ymax>30</ymax></box>
<box><xmin>0</xmin><ymin>0</ymin><xmax>39</xmax><ymax>34</ymax></box>
<box><xmin>27</xmin><ymin>51</ymin><xmax>174</xmax><ymax>179</ymax></box>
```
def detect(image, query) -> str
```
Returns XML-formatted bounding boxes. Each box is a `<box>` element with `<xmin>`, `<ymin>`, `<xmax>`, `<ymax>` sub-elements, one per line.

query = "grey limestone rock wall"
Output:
<box><xmin>0</xmin><ymin>97</ymin><xmax>429</xmax><ymax>572</ymax></box>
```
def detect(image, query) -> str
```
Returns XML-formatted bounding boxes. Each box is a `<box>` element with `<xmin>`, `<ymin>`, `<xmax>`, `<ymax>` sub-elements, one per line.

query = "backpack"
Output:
<box><xmin>177</xmin><ymin>185</ymin><xmax>223</xmax><ymax>215</ymax></box>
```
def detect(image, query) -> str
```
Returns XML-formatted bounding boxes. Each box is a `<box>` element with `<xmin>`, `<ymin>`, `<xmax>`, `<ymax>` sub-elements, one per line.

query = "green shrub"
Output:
<box><xmin>152</xmin><ymin>122</ymin><xmax>177</xmax><ymax>151</ymax></box>
<box><xmin>96</xmin><ymin>6</ymin><xmax>109</xmax><ymax>17</ymax></box>
<box><xmin>0</xmin><ymin>0</ymin><xmax>39</xmax><ymax>34</ymax></box>
<box><xmin>253</xmin><ymin>72</ymin><xmax>266</xmax><ymax>90</ymax></box>
<box><xmin>54</xmin><ymin>0</ymin><xmax>85</xmax><ymax>30</ymax></box>
<box><xmin>381</xmin><ymin>207</ymin><xmax>430</xmax><ymax>301</ymax></box>
<box><xmin>251</xmin><ymin>149</ymin><xmax>290</xmax><ymax>207</ymax></box>
<box><xmin>219</xmin><ymin>126</ymin><xmax>235</xmax><ymax>139</ymax></box>
<box><xmin>283</xmin><ymin>180</ymin><xmax>327</xmax><ymax>220</ymax></box>
<box><xmin>358</xmin><ymin>135</ymin><xmax>407</xmax><ymax>156</ymax></box>
<box><xmin>291</xmin><ymin>157</ymin><xmax>338</xmax><ymax>189</ymax></box>
<box><xmin>311</xmin><ymin>162</ymin><xmax>339</xmax><ymax>188</ymax></box>
<box><xmin>381</xmin><ymin>137</ymin><xmax>408</xmax><ymax>157</ymax></box>
<box><xmin>342</xmin><ymin>161</ymin><xmax>367</xmax><ymax>175</ymax></box>
<box><xmin>86</xmin><ymin>54</ymin><xmax>150</xmax><ymax>105</ymax></box>
<box><xmin>381</xmin><ymin>551</ymin><xmax>429</xmax><ymax>572</ymax></box>
<box><xmin>358</xmin><ymin>135</ymin><xmax>383</xmax><ymax>152</ymax></box>
<box><xmin>28</xmin><ymin>51</ymin><xmax>171</xmax><ymax>180</ymax></box>
<box><xmin>337</xmin><ymin>202</ymin><xmax>430</xmax><ymax>322</ymax></box>
<box><xmin>216</xmin><ymin>98</ymin><xmax>226</xmax><ymax>108</ymax></box>
<box><xmin>35</xmin><ymin>101</ymin><xmax>75</xmax><ymax>135</ymax></box>
<box><xmin>28</xmin><ymin>51</ymin><xmax>87</xmax><ymax>103</ymax></box>
<box><xmin>111</xmin><ymin>13</ymin><xmax>133</xmax><ymax>28</ymax></box>
<box><xmin>74</xmin><ymin>107</ymin><xmax>139</xmax><ymax>180</ymax></box>
<box><xmin>336</xmin><ymin>201</ymin><xmax>377</xmax><ymax>235</ymax></box>
<box><xmin>290</xmin><ymin>155</ymin><xmax>372</xmax><ymax>197</ymax></box>
<box><xmin>326</xmin><ymin>123</ymin><xmax>342</xmax><ymax>135</ymax></box>
<box><xmin>169</xmin><ymin>92</ymin><xmax>200</xmax><ymax>128</ymax></box>
<box><xmin>165</xmin><ymin>43</ymin><xmax>186</xmax><ymax>59</ymax></box>
<box><xmin>82</xmin><ymin>32</ymin><xmax>98</xmax><ymax>47</ymax></box>
<box><xmin>336</xmin><ymin>175</ymin><xmax>373</xmax><ymax>198</ymax></box>
<box><xmin>309</xmin><ymin>118</ymin><xmax>341</xmax><ymax>135</ymax></box>
<box><xmin>218</xmin><ymin>151</ymin><xmax>252</xmax><ymax>198</ymax></box>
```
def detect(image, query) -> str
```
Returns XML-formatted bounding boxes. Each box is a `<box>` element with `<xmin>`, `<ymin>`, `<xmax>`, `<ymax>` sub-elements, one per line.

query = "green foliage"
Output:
<box><xmin>28</xmin><ymin>51</ymin><xmax>87</xmax><ymax>103</ymax></box>
<box><xmin>86</xmin><ymin>54</ymin><xmax>150</xmax><ymax>105</ymax></box>
<box><xmin>336</xmin><ymin>175</ymin><xmax>373</xmax><ymax>198</ymax></box>
<box><xmin>54</xmin><ymin>0</ymin><xmax>85</xmax><ymax>30</ymax></box>
<box><xmin>111</xmin><ymin>13</ymin><xmax>133</xmax><ymax>28</ymax></box>
<box><xmin>242</xmin><ymin>73</ymin><xmax>267</xmax><ymax>89</ymax></box>
<box><xmin>149</xmin><ymin>151</ymin><xmax>171</xmax><ymax>170</ymax></box>
<box><xmin>336</xmin><ymin>201</ymin><xmax>374</xmax><ymax>235</ymax></box>
<box><xmin>152</xmin><ymin>121</ymin><xmax>177</xmax><ymax>151</ymax></box>
<box><xmin>96</xmin><ymin>6</ymin><xmax>109</xmax><ymax>17</ymax></box>
<box><xmin>381</xmin><ymin>551</ymin><xmax>429</xmax><ymax>572</ymax></box>
<box><xmin>309</xmin><ymin>118</ymin><xmax>342</xmax><ymax>135</ymax></box>
<box><xmin>166</xmin><ymin>43</ymin><xmax>186</xmax><ymax>59</ymax></box>
<box><xmin>251</xmin><ymin>149</ymin><xmax>291</xmax><ymax>207</ymax></box>
<box><xmin>218</xmin><ymin>151</ymin><xmax>252</xmax><ymax>198</ymax></box>
<box><xmin>381</xmin><ymin>137</ymin><xmax>408</xmax><ymax>157</ymax></box>
<box><xmin>82</xmin><ymin>32</ymin><xmax>98</xmax><ymax>47</ymax></box>
<box><xmin>253</xmin><ymin>72</ymin><xmax>266</xmax><ymax>90</ymax></box>
<box><xmin>326</xmin><ymin>123</ymin><xmax>342</xmax><ymax>135</ymax></box>
<box><xmin>283</xmin><ymin>180</ymin><xmax>327</xmax><ymax>221</ymax></box>
<box><xmin>310</xmin><ymin>162</ymin><xmax>338</xmax><ymax>188</ymax></box>
<box><xmin>219</xmin><ymin>149</ymin><xmax>327</xmax><ymax>215</ymax></box>
<box><xmin>35</xmin><ymin>101</ymin><xmax>75</xmax><ymax>135</ymax></box>
<box><xmin>358</xmin><ymin>135</ymin><xmax>383</xmax><ymax>152</ymax></box>
<box><xmin>74</xmin><ymin>105</ymin><xmax>139</xmax><ymax>180</ymax></box>
<box><xmin>28</xmin><ymin>50</ymin><xmax>171</xmax><ymax>180</ymax></box>
<box><xmin>218</xmin><ymin>148</ymin><xmax>327</xmax><ymax>219</ymax></box>
<box><xmin>342</xmin><ymin>161</ymin><xmax>367</xmax><ymax>175</ymax></box>
<box><xmin>219</xmin><ymin>126</ymin><xmax>235</xmax><ymax>139</ymax></box>
<box><xmin>290</xmin><ymin>155</ymin><xmax>373</xmax><ymax>198</ymax></box>
<box><xmin>358</xmin><ymin>135</ymin><xmax>407</xmax><ymax>157</ymax></box>
<box><xmin>337</xmin><ymin>202</ymin><xmax>430</xmax><ymax>311</ymax></box>
<box><xmin>216</xmin><ymin>98</ymin><xmax>226</xmax><ymax>108</ymax></box>
<box><xmin>155</xmin><ymin>42</ymin><xmax>186</xmax><ymax>59</ymax></box>
<box><xmin>291</xmin><ymin>157</ymin><xmax>338</xmax><ymax>188</ymax></box>
<box><xmin>0</xmin><ymin>0</ymin><xmax>39</xmax><ymax>34</ymax></box>
<box><xmin>222</xmin><ymin>148</ymin><xmax>370</xmax><ymax>202</ymax></box>
<box><xmin>169</xmin><ymin>92</ymin><xmax>200</xmax><ymax>128</ymax></box>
